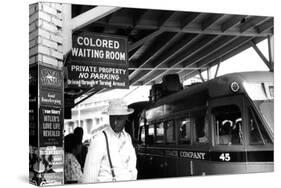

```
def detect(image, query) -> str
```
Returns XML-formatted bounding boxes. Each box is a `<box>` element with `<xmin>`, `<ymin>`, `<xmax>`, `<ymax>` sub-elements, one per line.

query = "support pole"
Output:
<box><xmin>250</xmin><ymin>40</ymin><xmax>272</xmax><ymax>71</ymax></box>
<box><xmin>267</xmin><ymin>35</ymin><xmax>274</xmax><ymax>71</ymax></box>
<box><xmin>214</xmin><ymin>62</ymin><xmax>221</xmax><ymax>78</ymax></box>
<box><xmin>62</xmin><ymin>4</ymin><xmax>72</xmax><ymax>56</ymax></box>
<box><xmin>207</xmin><ymin>68</ymin><xmax>210</xmax><ymax>81</ymax></box>
<box><xmin>198</xmin><ymin>70</ymin><xmax>205</xmax><ymax>82</ymax></box>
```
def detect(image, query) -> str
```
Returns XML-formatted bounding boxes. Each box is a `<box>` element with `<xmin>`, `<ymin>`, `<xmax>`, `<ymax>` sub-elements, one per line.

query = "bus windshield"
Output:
<box><xmin>253</xmin><ymin>100</ymin><xmax>274</xmax><ymax>133</ymax></box>
<box><xmin>243</xmin><ymin>82</ymin><xmax>274</xmax><ymax>133</ymax></box>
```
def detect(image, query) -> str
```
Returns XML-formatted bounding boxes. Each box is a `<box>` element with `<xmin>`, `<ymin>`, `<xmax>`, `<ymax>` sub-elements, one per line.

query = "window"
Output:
<box><xmin>147</xmin><ymin>124</ymin><xmax>154</xmax><ymax>144</ymax></box>
<box><xmin>165</xmin><ymin>120</ymin><xmax>176</xmax><ymax>144</ymax></box>
<box><xmin>249</xmin><ymin>107</ymin><xmax>272</xmax><ymax>145</ymax></box>
<box><xmin>139</xmin><ymin>126</ymin><xmax>145</xmax><ymax>144</ymax></box>
<box><xmin>253</xmin><ymin>100</ymin><xmax>274</xmax><ymax>132</ymax></box>
<box><xmin>193</xmin><ymin>110</ymin><xmax>209</xmax><ymax>144</ymax></box>
<box><xmin>139</xmin><ymin>118</ymin><xmax>146</xmax><ymax>144</ymax></box>
<box><xmin>155</xmin><ymin>122</ymin><xmax>164</xmax><ymax>143</ymax></box>
<box><xmin>179</xmin><ymin>118</ymin><xmax>191</xmax><ymax>144</ymax></box>
<box><xmin>212</xmin><ymin>105</ymin><xmax>242</xmax><ymax>145</ymax></box>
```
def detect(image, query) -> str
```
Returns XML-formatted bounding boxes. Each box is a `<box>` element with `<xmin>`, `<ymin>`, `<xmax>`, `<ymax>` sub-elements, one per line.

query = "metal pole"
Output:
<box><xmin>214</xmin><ymin>62</ymin><xmax>221</xmax><ymax>78</ymax></box>
<box><xmin>207</xmin><ymin>68</ymin><xmax>210</xmax><ymax>81</ymax></box>
<box><xmin>198</xmin><ymin>70</ymin><xmax>205</xmax><ymax>82</ymax></box>
<box><xmin>250</xmin><ymin>40</ymin><xmax>271</xmax><ymax>71</ymax></box>
<box><xmin>267</xmin><ymin>35</ymin><xmax>274</xmax><ymax>71</ymax></box>
<box><xmin>62</xmin><ymin>4</ymin><xmax>72</xmax><ymax>56</ymax></box>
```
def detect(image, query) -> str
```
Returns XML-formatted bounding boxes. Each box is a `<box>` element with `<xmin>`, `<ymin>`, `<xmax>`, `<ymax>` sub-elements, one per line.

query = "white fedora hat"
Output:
<box><xmin>104</xmin><ymin>99</ymin><xmax>134</xmax><ymax>116</ymax></box>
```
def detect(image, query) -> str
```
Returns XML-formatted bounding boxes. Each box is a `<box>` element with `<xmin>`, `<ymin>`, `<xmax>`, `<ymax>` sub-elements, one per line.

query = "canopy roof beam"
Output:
<box><xmin>128</xmin><ymin>12</ymin><xmax>179</xmax><ymax>52</ymax></box>
<box><xmin>129</xmin><ymin>32</ymin><xmax>183</xmax><ymax>79</ymax></box>
<box><xmin>201</xmin><ymin>14</ymin><xmax>226</xmax><ymax>31</ymax></box>
<box><xmin>180</xmin><ymin>37</ymin><xmax>264</xmax><ymax>81</ymax></box>
<box><xmin>174</xmin><ymin>37</ymin><xmax>254</xmax><ymax>81</ymax></box>
<box><xmin>240</xmin><ymin>16</ymin><xmax>269</xmax><ymax>33</ymax></box>
<box><xmin>143</xmin><ymin>35</ymin><xmax>238</xmax><ymax>85</ymax></box>
<box><xmin>72</xmin><ymin>6</ymin><xmax>120</xmax><ymax>31</ymax></box>
<box><xmin>128</xmin><ymin>29</ymin><xmax>164</xmax><ymax>52</ymax></box>
<box><xmin>129</xmin><ymin>34</ymin><xmax>201</xmax><ymax>85</ymax></box>
<box><xmin>128</xmin><ymin>12</ymin><xmax>177</xmax><ymax>59</ymax></box>
<box><xmin>221</xmin><ymin>15</ymin><xmax>248</xmax><ymax>32</ymax></box>
<box><xmin>93</xmin><ymin>16</ymin><xmax>273</xmax><ymax>37</ymax></box>
<box><xmin>181</xmin><ymin>12</ymin><xmax>200</xmax><ymax>28</ymax></box>
<box><xmin>140</xmin><ymin>35</ymin><xmax>219</xmax><ymax>85</ymax></box>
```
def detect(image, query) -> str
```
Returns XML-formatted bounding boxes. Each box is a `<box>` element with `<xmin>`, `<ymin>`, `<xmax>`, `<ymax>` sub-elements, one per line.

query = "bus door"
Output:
<box><xmin>148</xmin><ymin>121</ymin><xmax>166</xmax><ymax>178</ymax></box>
<box><xmin>171</xmin><ymin>109</ymin><xmax>209</xmax><ymax>177</ymax></box>
<box><xmin>137</xmin><ymin>120</ymin><xmax>167</xmax><ymax>179</ymax></box>
<box><xmin>186</xmin><ymin>108</ymin><xmax>210</xmax><ymax>176</ymax></box>
<box><xmin>163</xmin><ymin>119</ymin><xmax>178</xmax><ymax>177</ymax></box>
<box><xmin>208</xmin><ymin>95</ymin><xmax>247</xmax><ymax>175</ymax></box>
<box><xmin>139</xmin><ymin>119</ymin><xmax>179</xmax><ymax>178</ymax></box>
<box><xmin>136</xmin><ymin>117</ymin><xmax>158</xmax><ymax>179</ymax></box>
<box><xmin>148</xmin><ymin>120</ymin><xmax>179</xmax><ymax>178</ymax></box>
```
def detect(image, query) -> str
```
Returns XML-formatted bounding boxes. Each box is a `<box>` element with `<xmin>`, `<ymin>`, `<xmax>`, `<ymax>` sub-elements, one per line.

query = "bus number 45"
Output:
<box><xmin>219</xmin><ymin>153</ymin><xmax>231</xmax><ymax>161</ymax></box>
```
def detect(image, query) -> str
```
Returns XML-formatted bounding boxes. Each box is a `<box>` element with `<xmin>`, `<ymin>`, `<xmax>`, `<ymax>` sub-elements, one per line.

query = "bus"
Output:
<box><xmin>132</xmin><ymin>71</ymin><xmax>273</xmax><ymax>179</ymax></box>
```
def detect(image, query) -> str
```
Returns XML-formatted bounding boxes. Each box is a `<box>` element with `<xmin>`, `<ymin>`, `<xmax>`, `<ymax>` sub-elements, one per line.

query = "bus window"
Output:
<box><xmin>197</xmin><ymin>117</ymin><xmax>209</xmax><ymax>144</ymax></box>
<box><xmin>179</xmin><ymin>118</ymin><xmax>191</xmax><ymax>144</ymax></box>
<box><xmin>147</xmin><ymin>124</ymin><xmax>154</xmax><ymax>144</ymax></box>
<box><xmin>249</xmin><ymin>107</ymin><xmax>272</xmax><ymax>145</ymax></box>
<box><xmin>212</xmin><ymin>105</ymin><xmax>242</xmax><ymax>145</ymax></box>
<box><xmin>254</xmin><ymin>100</ymin><xmax>274</xmax><ymax>133</ymax></box>
<box><xmin>155</xmin><ymin>122</ymin><xmax>164</xmax><ymax>144</ymax></box>
<box><xmin>139</xmin><ymin>126</ymin><xmax>145</xmax><ymax>144</ymax></box>
<box><xmin>192</xmin><ymin>111</ymin><xmax>209</xmax><ymax>144</ymax></box>
<box><xmin>165</xmin><ymin>120</ymin><xmax>176</xmax><ymax>144</ymax></box>
<box><xmin>138</xmin><ymin>118</ymin><xmax>146</xmax><ymax>144</ymax></box>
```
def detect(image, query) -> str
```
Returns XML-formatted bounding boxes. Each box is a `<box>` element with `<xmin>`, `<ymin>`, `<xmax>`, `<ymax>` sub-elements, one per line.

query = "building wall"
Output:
<box><xmin>29</xmin><ymin>2</ymin><xmax>64</xmax><ymax>186</ymax></box>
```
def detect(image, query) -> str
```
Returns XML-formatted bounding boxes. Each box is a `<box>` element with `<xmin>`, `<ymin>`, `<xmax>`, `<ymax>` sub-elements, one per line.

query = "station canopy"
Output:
<box><xmin>67</xmin><ymin>5</ymin><xmax>274</xmax><ymax>105</ymax></box>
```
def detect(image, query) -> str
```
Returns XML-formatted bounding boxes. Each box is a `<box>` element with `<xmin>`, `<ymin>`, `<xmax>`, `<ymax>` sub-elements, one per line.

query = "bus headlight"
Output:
<box><xmin>230</xmin><ymin>82</ymin><xmax>240</xmax><ymax>92</ymax></box>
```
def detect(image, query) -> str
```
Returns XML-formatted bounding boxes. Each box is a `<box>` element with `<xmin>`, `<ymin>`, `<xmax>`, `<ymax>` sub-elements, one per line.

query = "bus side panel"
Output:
<box><xmin>151</xmin><ymin>156</ymin><xmax>166</xmax><ymax>178</ymax></box>
<box><xmin>165</xmin><ymin>157</ymin><xmax>178</xmax><ymax>177</ymax></box>
<box><xmin>246</xmin><ymin>162</ymin><xmax>273</xmax><ymax>173</ymax></box>
<box><xmin>176</xmin><ymin>158</ymin><xmax>192</xmax><ymax>177</ymax></box>
<box><xmin>137</xmin><ymin>154</ymin><xmax>173</xmax><ymax>179</ymax></box>
<box><xmin>192</xmin><ymin>160</ymin><xmax>211</xmax><ymax>175</ymax></box>
<box><xmin>193</xmin><ymin>161</ymin><xmax>247</xmax><ymax>175</ymax></box>
<box><xmin>137</xmin><ymin>154</ymin><xmax>154</xmax><ymax>179</ymax></box>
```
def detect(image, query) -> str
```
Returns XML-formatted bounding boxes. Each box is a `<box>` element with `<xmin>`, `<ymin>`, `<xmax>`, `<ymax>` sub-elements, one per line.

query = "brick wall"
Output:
<box><xmin>29</xmin><ymin>2</ymin><xmax>63</xmax><ymax>68</ymax></box>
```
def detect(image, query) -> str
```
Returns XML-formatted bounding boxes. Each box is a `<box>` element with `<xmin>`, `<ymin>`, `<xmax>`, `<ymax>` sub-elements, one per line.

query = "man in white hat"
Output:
<box><xmin>81</xmin><ymin>100</ymin><xmax>137</xmax><ymax>183</ymax></box>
